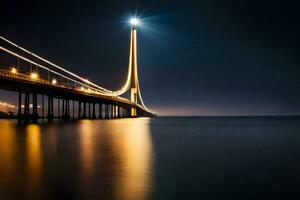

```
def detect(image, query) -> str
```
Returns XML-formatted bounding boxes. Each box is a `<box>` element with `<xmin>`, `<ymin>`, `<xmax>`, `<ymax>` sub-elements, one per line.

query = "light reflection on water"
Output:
<box><xmin>26</xmin><ymin>124</ymin><xmax>42</xmax><ymax>198</ymax></box>
<box><xmin>0</xmin><ymin>118</ymin><xmax>153</xmax><ymax>200</ymax></box>
<box><xmin>1</xmin><ymin>117</ymin><xmax>300</xmax><ymax>200</ymax></box>
<box><xmin>0</xmin><ymin>120</ymin><xmax>17</xmax><ymax>198</ymax></box>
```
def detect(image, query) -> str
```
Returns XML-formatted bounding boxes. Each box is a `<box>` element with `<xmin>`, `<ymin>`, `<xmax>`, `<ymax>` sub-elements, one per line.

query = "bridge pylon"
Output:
<box><xmin>129</xmin><ymin>26</ymin><xmax>142</xmax><ymax>117</ymax></box>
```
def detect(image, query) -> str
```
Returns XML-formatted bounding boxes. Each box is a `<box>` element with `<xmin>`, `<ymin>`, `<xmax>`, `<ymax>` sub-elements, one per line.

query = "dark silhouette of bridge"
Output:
<box><xmin>0</xmin><ymin>20</ymin><xmax>155</xmax><ymax>123</ymax></box>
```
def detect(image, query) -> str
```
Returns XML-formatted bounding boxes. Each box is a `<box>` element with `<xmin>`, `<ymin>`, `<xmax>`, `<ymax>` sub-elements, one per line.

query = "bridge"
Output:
<box><xmin>0</xmin><ymin>18</ymin><xmax>156</xmax><ymax>123</ymax></box>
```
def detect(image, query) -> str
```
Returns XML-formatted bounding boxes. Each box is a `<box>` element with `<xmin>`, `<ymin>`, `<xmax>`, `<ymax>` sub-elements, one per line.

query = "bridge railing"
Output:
<box><xmin>0</xmin><ymin>67</ymin><xmax>109</xmax><ymax>96</ymax></box>
<box><xmin>0</xmin><ymin>68</ymin><xmax>70</xmax><ymax>89</ymax></box>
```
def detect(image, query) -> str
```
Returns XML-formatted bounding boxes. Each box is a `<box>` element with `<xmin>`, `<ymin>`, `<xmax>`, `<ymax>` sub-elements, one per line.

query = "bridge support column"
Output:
<box><xmin>78</xmin><ymin>101</ymin><xmax>81</xmax><ymax>119</ymax></box>
<box><xmin>111</xmin><ymin>104</ymin><xmax>114</xmax><ymax>119</ymax></box>
<box><xmin>24</xmin><ymin>93</ymin><xmax>30</xmax><ymax>122</ymax></box>
<box><xmin>88</xmin><ymin>103</ymin><xmax>91</xmax><ymax>119</ymax></box>
<box><xmin>117</xmin><ymin>105</ymin><xmax>120</xmax><ymax>118</ymax></box>
<box><xmin>58</xmin><ymin>98</ymin><xmax>60</xmax><ymax>118</ymax></box>
<box><xmin>47</xmin><ymin>96</ymin><xmax>54</xmax><ymax>123</ymax></box>
<box><xmin>32</xmin><ymin>93</ymin><xmax>38</xmax><ymax>123</ymax></box>
<box><xmin>120</xmin><ymin>106</ymin><xmax>123</xmax><ymax>118</ymax></box>
<box><xmin>92</xmin><ymin>103</ymin><xmax>96</xmax><ymax>119</ymax></box>
<box><xmin>124</xmin><ymin>107</ymin><xmax>126</xmax><ymax>118</ymax></box>
<box><xmin>17</xmin><ymin>92</ymin><xmax>22</xmax><ymax>122</ymax></box>
<box><xmin>66</xmin><ymin>99</ymin><xmax>70</xmax><ymax>119</ymax></box>
<box><xmin>126</xmin><ymin>107</ymin><xmax>130</xmax><ymax>118</ymax></box>
<box><xmin>131</xmin><ymin>107</ymin><xmax>137</xmax><ymax>117</ymax></box>
<box><xmin>123</xmin><ymin>107</ymin><xmax>126</xmax><ymax>118</ymax></box>
<box><xmin>122</xmin><ymin>107</ymin><xmax>126</xmax><ymax>118</ymax></box>
<box><xmin>113</xmin><ymin>104</ymin><xmax>116</xmax><ymax>118</ymax></box>
<box><xmin>113</xmin><ymin>105</ymin><xmax>116</xmax><ymax>118</ymax></box>
<box><xmin>98</xmin><ymin>103</ymin><xmax>102</xmax><ymax>119</ymax></box>
<box><xmin>72</xmin><ymin>100</ymin><xmax>75</xmax><ymax>119</ymax></box>
<box><xmin>105</xmin><ymin>104</ymin><xmax>108</xmax><ymax>119</ymax></box>
<box><xmin>82</xmin><ymin>102</ymin><xmax>87</xmax><ymax>119</ymax></box>
<box><xmin>42</xmin><ymin>95</ymin><xmax>44</xmax><ymax>119</ymax></box>
<box><xmin>62</xmin><ymin>99</ymin><xmax>65</xmax><ymax>119</ymax></box>
<box><xmin>62</xmin><ymin>99</ymin><xmax>70</xmax><ymax>121</ymax></box>
<box><xmin>111</xmin><ymin>104</ymin><xmax>113</xmax><ymax>118</ymax></box>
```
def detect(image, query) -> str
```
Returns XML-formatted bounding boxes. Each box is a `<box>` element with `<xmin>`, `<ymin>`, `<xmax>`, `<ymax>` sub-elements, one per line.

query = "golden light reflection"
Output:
<box><xmin>0</xmin><ymin>120</ymin><xmax>17</xmax><ymax>193</ymax></box>
<box><xmin>77</xmin><ymin>118</ymin><xmax>153</xmax><ymax>200</ymax></box>
<box><xmin>26</xmin><ymin>124</ymin><xmax>42</xmax><ymax>194</ymax></box>
<box><xmin>107</xmin><ymin>118</ymin><xmax>153</xmax><ymax>200</ymax></box>
<box><xmin>79</xmin><ymin>120</ymin><xmax>95</xmax><ymax>177</ymax></box>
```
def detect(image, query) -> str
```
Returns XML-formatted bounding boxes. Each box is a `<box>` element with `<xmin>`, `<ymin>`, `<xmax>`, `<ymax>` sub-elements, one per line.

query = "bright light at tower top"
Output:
<box><xmin>130</xmin><ymin>18</ymin><xmax>140</xmax><ymax>26</ymax></box>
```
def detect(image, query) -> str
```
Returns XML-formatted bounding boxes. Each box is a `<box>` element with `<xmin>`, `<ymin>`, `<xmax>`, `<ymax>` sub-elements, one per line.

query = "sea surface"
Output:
<box><xmin>0</xmin><ymin>116</ymin><xmax>300</xmax><ymax>200</ymax></box>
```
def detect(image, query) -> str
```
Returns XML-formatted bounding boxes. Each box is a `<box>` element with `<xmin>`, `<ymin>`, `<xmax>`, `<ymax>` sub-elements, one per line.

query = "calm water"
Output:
<box><xmin>0</xmin><ymin>117</ymin><xmax>300</xmax><ymax>200</ymax></box>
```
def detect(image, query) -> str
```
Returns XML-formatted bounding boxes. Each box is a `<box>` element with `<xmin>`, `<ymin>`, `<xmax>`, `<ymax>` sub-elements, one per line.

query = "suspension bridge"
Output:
<box><xmin>0</xmin><ymin>18</ymin><xmax>155</xmax><ymax>123</ymax></box>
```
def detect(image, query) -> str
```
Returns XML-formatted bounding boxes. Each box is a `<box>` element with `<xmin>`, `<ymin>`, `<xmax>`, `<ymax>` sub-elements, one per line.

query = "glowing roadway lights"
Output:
<box><xmin>30</xmin><ymin>72</ymin><xmax>38</xmax><ymax>80</ymax></box>
<box><xmin>52</xmin><ymin>78</ymin><xmax>57</xmax><ymax>85</ymax></box>
<box><xmin>11</xmin><ymin>67</ymin><xmax>17</xmax><ymax>74</ymax></box>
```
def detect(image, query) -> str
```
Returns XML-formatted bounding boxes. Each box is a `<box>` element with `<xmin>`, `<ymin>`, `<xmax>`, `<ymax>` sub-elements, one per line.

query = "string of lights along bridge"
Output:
<box><xmin>0</xmin><ymin>18</ymin><xmax>156</xmax><ymax>123</ymax></box>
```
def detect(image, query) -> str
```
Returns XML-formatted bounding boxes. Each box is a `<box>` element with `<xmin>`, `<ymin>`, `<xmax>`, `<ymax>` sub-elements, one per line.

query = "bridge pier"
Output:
<box><xmin>62</xmin><ymin>99</ymin><xmax>65</xmax><ymax>119</ymax></box>
<box><xmin>122</xmin><ymin>107</ymin><xmax>125</xmax><ymax>118</ymax></box>
<box><xmin>126</xmin><ymin>107</ymin><xmax>130</xmax><ymax>118</ymax></box>
<box><xmin>78</xmin><ymin>101</ymin><xmax>82</xmax><ymax>119</ymax></box>
<box><xmin>72</xmin><ymin>100</ymin><xmax>75</xmax><ymax>119</ymax></box>
<box><xmin>111</xmin><ymin>104</ymin><xmax>115</xmax><ymax>119</ymax></box>
<box><xmin>17</xmin><ymin>92</ymin><xmax>22</xmax><ymax>123</ymax></box>
<box><xmin>15</xmin><ymin>93</ymin><xmax>152</xmax><ymax>123</ymax></box>
<box><xmin>24</xmin><ymin>92</ymin><xmax>30</xmax><ymax>122</ymax></box>
<box><xmin>66</xmin><ymin>99</ymin><xmax>70</xmax><ymax>120</ymax></box>
<box><xmin>32</xmin><ymin>93</ymin><xmax>38</xmax><ymax>122</ymax></box>
<box><xmin>17</xmin><ymin>92</ymin><xmax>39</xmax><ymax>123</ymax></box>
<box><xmin>113</xmin><ymin>104</ymin><xmax>116</xmax><ymax>118</ymax></box>
<box><xmin>47</xmin><ymin>96</ymin><xmax>54</xmax><ymax>122</ymax></box>
<box><xmin>57</xmin><ymin>98</ymin><xmax>60</xmax><ymax>118</ymax></box>
<box><xmin>88</xmin><ymin>103</ymin><xmax>91</xmax><ymax>119</ymax></box>
<box><xmin>82</xmin><ymin>102</ymin><xmax>87</xmax><ymax>119</ymax></box>
<box><xmin>92</xmin><ymin>103</ymin><xmax>96</xmax><ymax>119</ymax></box>
<box><xmin>113</xmin><ymin>105</ymin><xmax>116</xmax><ymax>118</ymax></box>
<box><xmin>14</xmin><ymin>91</ymin><xmax>152</xmax><ymax>124</ymax></box>
<box><xmin>98</xmin><ymin>103</ymin><xmax>102</xmax><ymax>119</ymax></box>
<box><xmin>105</xmin><ymin>104</ymin><xmax>109</xmax><ymax>119</ymax></box>
<box><xmin>42</xmin><ymin>95</ymin><xmax>44</xmax><ymax>119</ymax></box>
<box><xmin>117</xmin><ymin>105</ymin><xmax>120</xmax><ymax>118</ymax></box>
<box><xmin>115</xmin><ymin>105</ymin><xmax>119</xmax><ymax>118</ymax></box>
<box><xmin>122</xmin><ymin>107</ymin><xmax>126</xmax><ymax>118</ymax></box>
<box><xmin>62</xmin><ymin>99</ymin><xmax>70</xmax><ymax>121</ymax></box>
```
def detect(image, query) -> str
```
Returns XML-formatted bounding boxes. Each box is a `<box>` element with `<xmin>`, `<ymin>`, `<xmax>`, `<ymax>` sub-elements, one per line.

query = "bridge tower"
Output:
<box><xmin>128</xmin><ymin>21</ymin><xmax>142</xmax><ymax>117</ymax></box>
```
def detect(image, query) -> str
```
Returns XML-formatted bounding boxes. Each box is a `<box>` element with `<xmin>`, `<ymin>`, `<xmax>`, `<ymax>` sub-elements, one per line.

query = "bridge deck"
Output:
<box><xmin>0</xmin><ymin>68</ymin><xmax>155</xmax><ymax>117</ymax></box>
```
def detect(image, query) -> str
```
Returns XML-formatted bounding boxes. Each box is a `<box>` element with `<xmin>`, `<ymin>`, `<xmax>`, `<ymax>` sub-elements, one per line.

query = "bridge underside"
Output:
<box><xmin>0</xmin><ymin>74</ymin><xmax>155</xmax><ymax>123</ymax></box>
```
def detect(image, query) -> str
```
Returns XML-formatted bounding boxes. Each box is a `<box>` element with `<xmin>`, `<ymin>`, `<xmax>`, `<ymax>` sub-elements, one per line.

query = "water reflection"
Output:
<box><xmin>26</xmin><ymin>124</ymin><xmax>42</xmax><ymax>198</ymax></box>
<box><xmin>0</xmin><ymin>120</ymin><xmax>17</xmax><ymax>198</ymax></box>
<box><xmin>79</xmin><ymin>120</ymin><xmax>97</xmax><ymax>197</ymax></box>
<box><xmin>78</xmin><ymin>118</ymin><xmax>153</xmax><ymax>200</ymax></box>
<box><xmin>104</xmin><ymin>118</ymin><xmax>153</xmax><ymax>200</ymax></box>
<box><xmin>0</xmin><ymin>119</ymin><xmax>153</xmax><ymax>200</ymax></box>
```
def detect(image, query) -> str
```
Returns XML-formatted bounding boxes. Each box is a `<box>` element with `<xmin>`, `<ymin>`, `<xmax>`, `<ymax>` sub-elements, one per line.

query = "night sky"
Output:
<box><xmin>1</xmin><ymin>0</ymin><xmax>299</xmax><ymax>116</ymax></box>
